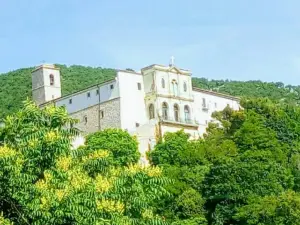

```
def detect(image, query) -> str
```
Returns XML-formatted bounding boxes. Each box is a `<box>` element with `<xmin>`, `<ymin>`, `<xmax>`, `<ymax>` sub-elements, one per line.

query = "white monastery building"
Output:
<box><xmin>31</xmin><ymin>60</ymin><xmax>240</xmax><ymax>162</ymax></box>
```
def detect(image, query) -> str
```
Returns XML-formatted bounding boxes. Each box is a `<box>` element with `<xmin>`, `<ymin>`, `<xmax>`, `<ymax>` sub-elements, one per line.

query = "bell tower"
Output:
<box><xmin>31</xmin><ymin>64</ymin><xmax>61</xmax><ymax>106</ymax></box>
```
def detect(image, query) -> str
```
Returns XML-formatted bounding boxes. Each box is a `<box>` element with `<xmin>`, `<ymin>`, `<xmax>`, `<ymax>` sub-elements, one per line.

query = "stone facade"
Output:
<box><xmin>100</xmin><ymin>98</ymin><xmax>121</xmax><ymax>130</ymax></box>
<box><xmin>70</xmin><ymin>98</ymin><xmax>121</xmax><ymax>135</ymax></box>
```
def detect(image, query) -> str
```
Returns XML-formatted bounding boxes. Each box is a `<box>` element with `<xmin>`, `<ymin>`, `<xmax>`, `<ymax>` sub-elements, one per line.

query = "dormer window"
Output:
<box><xmin>49</xmin><ymin>74</ymin><xmax>54</xmax><ymax>86</ymax></box>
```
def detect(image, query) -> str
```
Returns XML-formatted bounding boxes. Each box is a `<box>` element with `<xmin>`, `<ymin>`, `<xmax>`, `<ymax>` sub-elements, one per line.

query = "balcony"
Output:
<box><xmin>161</xmin><ymin>116</ymin><xmax>199</xmax><ymax>129</ymax></box>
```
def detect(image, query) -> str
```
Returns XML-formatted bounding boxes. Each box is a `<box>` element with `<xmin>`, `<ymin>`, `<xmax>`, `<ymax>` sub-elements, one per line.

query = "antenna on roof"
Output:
<box><xmin>169</xmin><ymin>56</ymin><xmax>175</xmax><ymax>67</ymax></box>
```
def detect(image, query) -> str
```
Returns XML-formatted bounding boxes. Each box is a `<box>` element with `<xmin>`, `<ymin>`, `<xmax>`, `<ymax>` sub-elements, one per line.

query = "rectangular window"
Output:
<box><xmin>137</xmin><ymin>82</ymin><xmax>142</xmax><ymax>90</ymax></box>
<box><xmin>100</xmin><ymin>110</ymin><xmax>104</xmax><ymax>119</ymax></box>
<box><xmin>69</xmin><ymin>99</ymin><xmax>72</xmax><ymax>104</ymax></box>
<box><xmin>202</xmin><ymin>98</ymin><xmax>206</xmax><ymax>107</ymax></box>
<box><xmin>136</xmin><ymin>123</ymin><xmax>140</xmax><ymax>127</ymax></box>
<box><xmin>87</xmin><ymin>92</ymin><xmax>91</xmax><ymax>98</ymax></box>
<box><xmin>96</xmin><ymin>89</ymin><xmax>99</xmax><ymax>95</ymax></box>
<box><xmin>110</xmin><ymin>84</ymin><xmax>114</xmax><ymax>90</ymax></box>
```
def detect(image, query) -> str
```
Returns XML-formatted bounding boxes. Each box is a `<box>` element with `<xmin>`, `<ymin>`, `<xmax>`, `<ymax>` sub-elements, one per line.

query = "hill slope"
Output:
<box><xmin>0</xmin><ymin>65</ymin><xmax>299</xmax><ymax>118</ymax></box>
<box><xmin>0</xmin><ymin>65</ymin><xmax>116</xmax><ymax>118</ymax></box>
<box><xmin>192</xmin><ymin>77</ymin><xmax>300</xmax><ymax>103</ymax></box>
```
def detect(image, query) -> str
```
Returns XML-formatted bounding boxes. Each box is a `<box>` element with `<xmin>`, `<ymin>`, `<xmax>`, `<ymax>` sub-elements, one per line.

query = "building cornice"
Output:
<box><xmin>192</xmin><ymin>87</ymin><xmax>240</xmax><ymax>101</ymax></box>
<box><xmin>156</xmin><ymin>94</ymin><xmax>194</xmax><ymax>102</ymax></box>
<box><xmin>141</xmin><ymin>64</ymin><xmax>191</xmax><ymax>76</ymax></box>
<box><xmin>117</xmin><ymin>69</ymin><xmax>142</xmax><ymax>75</ymax></box>
<box><xmin>39</xmin><ymin>78</ymin><xmax>116</xmax><ymax>107</ymax></box>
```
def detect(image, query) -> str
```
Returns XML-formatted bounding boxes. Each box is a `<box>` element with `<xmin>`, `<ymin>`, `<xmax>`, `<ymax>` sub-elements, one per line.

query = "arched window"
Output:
<box><xmin>172</xmin><ymin>80</ymin><xmax>178</xmax><ymax>96</ymax></box>
<box><xmin>162</xmin><ymin>102</ymin><xmax>168</xmax><ymax>120</ymax></box>
<box><xmin>174</xmin><ymin>104</ymin><xmax>180</xmax><ymax>122</ymax></box>
<box><xmin>183</xmin><ymin>82</ymin><xmax>187</xmax><ymax>92</ymax></box>
<box><xmin>161</xmin><ymin>78</ymin><xmax>165</xmax><ymax>88</ymax></box>
<box><xmin>149</xmin><ymin>104</ymin><xmax>155</xmax><ymax>119</ymax></box>
<box><xmin>184</xmin><ymin>105</ymin><xmax>190</xmax><ymax>122</ymax></box>
<box><xmin>49</xmin><ymin>74</ymin><xmax>54</xmax><ymax>86</ymax></box>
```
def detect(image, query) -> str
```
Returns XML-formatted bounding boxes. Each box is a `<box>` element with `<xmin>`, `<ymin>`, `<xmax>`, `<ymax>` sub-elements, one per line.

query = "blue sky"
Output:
<box><xmin>1</xmin><ymin>0</ymin><xmax>300</xmax><ymax>84</ymax></box>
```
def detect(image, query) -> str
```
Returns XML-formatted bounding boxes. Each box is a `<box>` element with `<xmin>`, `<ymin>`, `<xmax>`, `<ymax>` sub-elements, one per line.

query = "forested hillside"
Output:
<box><xmin>0</xmin><ymin>65</ymin><xmax>116</xmax><ymax>118</ymax></box>
<box><xmin>192</xmin><ymin>77</ymin><xmax>300</xmax><ymax>103</ymax></box>
<box><xmin>1</xmin><ymin>64</ymin><xmax>300</xmax><ymax>118</ymax></box>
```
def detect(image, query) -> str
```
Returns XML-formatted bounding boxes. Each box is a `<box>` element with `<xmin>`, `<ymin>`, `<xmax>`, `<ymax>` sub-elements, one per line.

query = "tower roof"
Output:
<box><xmin>31</xmin><ymin>64</ymin><xmax>59</xmax><ymax>73</ymax></box>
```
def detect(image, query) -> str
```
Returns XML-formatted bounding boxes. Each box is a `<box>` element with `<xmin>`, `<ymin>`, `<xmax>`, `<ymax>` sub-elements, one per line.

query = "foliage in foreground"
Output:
<box><xmin>0</xmin><ymin>101</ymin><xmax>170</xmax><ymax>225</ymax></box>
<box><xmin>2</xmin><ymin>97</ymin><xmax>300</xmax><ymax>224</ymax></box>
<box><xmin>150</xmin><ymin>98</ymin><xmax>300</xmax><ymax>225</ymax></box>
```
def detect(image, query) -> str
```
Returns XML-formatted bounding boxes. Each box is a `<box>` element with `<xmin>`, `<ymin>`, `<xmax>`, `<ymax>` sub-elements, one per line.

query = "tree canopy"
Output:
<box><xmin>0</xmin><ymin>100</ymin><xmax>170</xmax><ymax>224</ymax></box>
<box><xmin>149</xmin><ymin>98</ymin><xmax>300</xmax><ymax>225</ymax></box>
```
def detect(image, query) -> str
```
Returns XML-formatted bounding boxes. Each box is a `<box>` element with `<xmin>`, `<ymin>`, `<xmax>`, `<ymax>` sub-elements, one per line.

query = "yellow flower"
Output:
<box><xmin>35</xmin><ymin>179</ymin><xmax>47</xmax><ymax>191</ymax></box>
<box><xmin>55</xmin><ymin>189</ymin><xmax>65</xmax><ymax>201</ymax></box>
<box><xmin>40</xmin><ymin>196</ymin><xmax>49</xmax><ymax>209</ymax></box>
<box><xmin>56</xmin><ymin>156</ymin><xmax>72</xmax><ymax>171</ymax></box>
<box><xmin>142</xmin><ymin>209</ymin><xmax>154</xmax><ymax>219</ymax></box>
<box><xmin>45</xmin><ymin>131</ymin><xmax>60</xmax><ymax>142</ymax></box>
<box><xmin>82</xmin><ymin>150</ymin><xmax>109</xmax><ymax>162</ymax></box>
<box><xmin>44</xmin><ymin>171</ymin><xmax>52</xmax><ymax>181</ymax></box>
<box><xmin>0</xmin><ymin>146</ymin><xmax>16</xmax><ymax>158</ymax></box>
<box><xmin>110</xmin><ymin>167</ymin><xmax>121</xmax><ymax>177</ymax></box>
<box><xmin>69</xmin><ymin>171</ymin><xmax>90</xmax><ymax>190</ymax></box>
<box><xmin>28</xmin><ymin>138</ymin><xmax>38</xmax><ymax>148</ymax></box>
<box><xmin>95</xmin><ymin>175</ymin><xmax>111</xmax><ymax>193</ymax></box>
<box><xmin>125</xmin><ymin>164</ymin><xmax>141</xmax><ymax>175</ymax></box>
<box><xmin>96</xmin><ymin>199</ymin><xmax>124</xmax><ymax>213</ymax></box>
<box><xmin>44</xmin><ymin>105</ymin><xmax>56</xmax><ymax>115</ymax></box>
<box><xmin>146</xmin><ymin>166</ymin><xmax>162</xmax><ymax>177</ymax></box>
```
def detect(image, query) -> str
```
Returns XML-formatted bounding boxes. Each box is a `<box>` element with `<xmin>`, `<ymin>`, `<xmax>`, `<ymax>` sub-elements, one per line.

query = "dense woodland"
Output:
<box><xmin>1</xmin><ymin>98</ymin><xmax>300</xmax><ymax>224</ymax></box>
<box><xmin>1</xmin><ymin>64</ymin><xmax>300</xmax><ymax>118</ymax></box>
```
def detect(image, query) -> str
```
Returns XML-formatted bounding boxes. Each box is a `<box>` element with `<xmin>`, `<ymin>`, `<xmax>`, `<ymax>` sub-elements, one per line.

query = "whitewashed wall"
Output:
<box><xmin>154</xmin><ymin>70</ymin><xmax>193</xmax><ymax>100</ymax></box>
<box><xmin>118</xmin><ymin>71</ymin><xmax>147</xmax><ymax>133</ymax></box>
<box><xmin>55</xmin><ymin>80</ymin><xmax>119</xmax><ymax>114</ymax></box>
<box><xmin>193</xmin><ymin>89</ymin><xmax>240</xmax><ymax>132</ymax></box>
<box><xmin>32</xmin><ymin>65</ymin><xmax>61</xmax><ymax>106</ymax></box>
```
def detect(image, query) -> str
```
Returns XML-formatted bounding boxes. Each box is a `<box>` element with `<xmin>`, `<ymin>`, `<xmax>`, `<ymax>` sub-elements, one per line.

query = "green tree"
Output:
<box><xmin>0</xmin><ymin>100</ymin><xmax>170</xmax><ymax>225</ymax></box>
<box><xmin>150</xmin><ymin>130</ymin><xmax>208</xmax><ymax>224</ymax></box>
<box><xmin>234</xmin><ymin>190</ymin><xmax>300</xmax><ymax>225</ymax></box>
<box><xmin>85</xmin><ymin>129</ymin><xmax>140</xmax><ymax>166</ymax></box>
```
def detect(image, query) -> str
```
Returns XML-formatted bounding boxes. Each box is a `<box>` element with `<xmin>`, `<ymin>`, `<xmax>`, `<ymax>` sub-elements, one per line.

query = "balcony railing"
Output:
<box><xmin>161</xmin><ymin>116</ymin><xmax>199</xmax><ymax>126</ymax></box>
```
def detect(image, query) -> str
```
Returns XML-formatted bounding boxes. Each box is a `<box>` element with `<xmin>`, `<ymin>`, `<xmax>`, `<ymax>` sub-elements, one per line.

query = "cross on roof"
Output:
<box><xmin>170</xmin><ymin>56</ymin><xmax>175</xmax><ymax>66</ymax></box>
